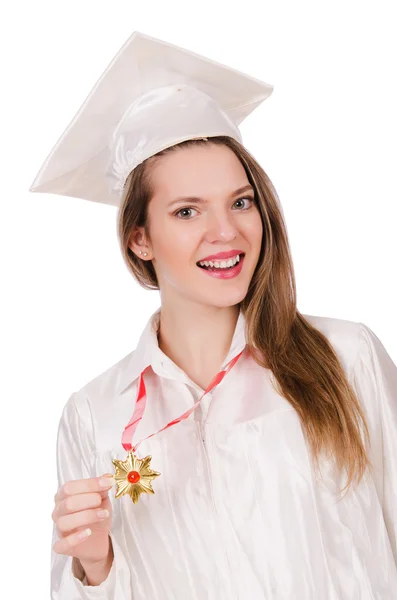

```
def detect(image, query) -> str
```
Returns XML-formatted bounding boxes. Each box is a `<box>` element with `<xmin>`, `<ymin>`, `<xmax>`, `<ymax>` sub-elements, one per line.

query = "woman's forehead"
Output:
<box><xmin>150</xmin><ymin>144</ymin><xmax>249</xmax><ymax>199</ymax></box>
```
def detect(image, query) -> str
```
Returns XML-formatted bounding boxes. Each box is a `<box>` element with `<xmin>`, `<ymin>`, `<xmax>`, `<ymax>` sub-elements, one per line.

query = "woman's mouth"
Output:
<box><xmin>196</xmin><ymin>253</ymin><xmax>245</xmax><ymax>279</ymax></box>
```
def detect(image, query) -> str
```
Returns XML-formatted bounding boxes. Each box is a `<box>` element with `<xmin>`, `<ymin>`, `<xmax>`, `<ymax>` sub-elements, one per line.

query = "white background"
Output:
<box><xmin>1</xmin><ymin>0</ymin><xmax>396</xmax><ymax>595</ymax></box>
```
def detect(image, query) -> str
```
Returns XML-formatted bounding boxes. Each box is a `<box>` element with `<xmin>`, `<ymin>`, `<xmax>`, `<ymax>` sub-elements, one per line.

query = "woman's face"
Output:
<box><xmin>131</xmin><ymin>143</ymin><xmax>263</xmax><ymax>309</ymax></box>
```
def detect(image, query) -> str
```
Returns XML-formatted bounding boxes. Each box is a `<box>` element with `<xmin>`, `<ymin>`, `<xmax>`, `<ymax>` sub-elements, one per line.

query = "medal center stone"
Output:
<box><xmin>127</xmin><ymin>470</ymin><xmax>141</xmax><ymax>484</ymax></box>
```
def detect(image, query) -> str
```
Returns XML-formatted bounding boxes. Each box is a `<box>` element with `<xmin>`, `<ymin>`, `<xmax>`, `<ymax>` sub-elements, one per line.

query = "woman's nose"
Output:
<box><xmin>205</xmin><ymin>212</ymin><xmax>238</xmax><ymax>242</ymax></box>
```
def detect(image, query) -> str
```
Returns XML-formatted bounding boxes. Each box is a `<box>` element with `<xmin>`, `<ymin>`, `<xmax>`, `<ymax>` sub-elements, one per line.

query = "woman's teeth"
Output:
<box><xmin>198</xmin><ymin>254</ymin><xmax>241</xmax><ymax>269</ymax></box>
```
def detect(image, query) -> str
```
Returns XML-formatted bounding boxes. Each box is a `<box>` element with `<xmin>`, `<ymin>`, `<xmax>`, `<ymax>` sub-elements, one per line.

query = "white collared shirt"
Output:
<box><xmin>51</xmin><ymin>308</ymin><xmax>397</xmax><ymax>599</ymax></box>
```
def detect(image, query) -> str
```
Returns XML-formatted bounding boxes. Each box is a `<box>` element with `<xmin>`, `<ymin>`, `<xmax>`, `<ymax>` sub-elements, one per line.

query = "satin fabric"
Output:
<box><xmin>51</xmin><ymin>308</ymin><xmax>397</xmax><ymax>599</ymax></box>
<box><xmin>105</xmin><ymin>83</ymin><xmax>244</xmax><ymax>195</ymax></box>
<box><xmin>29</xmin><ymin>32</ymin><xmax>273</xmax><ymax>207</ymax></box>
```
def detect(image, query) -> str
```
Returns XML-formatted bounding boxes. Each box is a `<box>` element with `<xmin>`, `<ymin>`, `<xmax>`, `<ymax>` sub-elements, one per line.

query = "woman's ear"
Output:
<box><xmin>128</xmin><ymin>227</ymin><xmax>151</xmax><ymax>259</ymax></box>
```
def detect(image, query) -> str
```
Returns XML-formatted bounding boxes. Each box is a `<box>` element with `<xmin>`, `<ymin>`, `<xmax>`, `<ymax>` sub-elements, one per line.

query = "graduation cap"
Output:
<box><xmin>29</xmin><ymin>31</ymin><xmax>273</xmax><ymax>207</ymax></box>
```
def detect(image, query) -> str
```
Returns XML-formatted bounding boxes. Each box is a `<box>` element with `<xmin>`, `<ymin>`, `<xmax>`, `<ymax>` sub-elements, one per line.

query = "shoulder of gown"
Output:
<box><xmin>72</xmin><ymin>347</ymin><xmax>138</xmax><ymax>411</ymax></box>
<box><xmin>306</xmin><ymin>313</ymin><xmax>397</xmax><ymax>562</ymax></box>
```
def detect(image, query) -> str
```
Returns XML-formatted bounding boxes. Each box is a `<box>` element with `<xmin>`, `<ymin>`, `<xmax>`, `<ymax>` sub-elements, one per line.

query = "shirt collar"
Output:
<box><xmin>117</xmin><ymin>306</ymin><xmax>247</xmax><ymax>395</ymax></box>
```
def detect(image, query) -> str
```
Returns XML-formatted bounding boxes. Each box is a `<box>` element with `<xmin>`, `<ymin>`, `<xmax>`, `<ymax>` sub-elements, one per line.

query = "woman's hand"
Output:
<box><xmin>52</xmin><ymin>473</ymin><xmax>114</xmax><ymax>565</ymax></box>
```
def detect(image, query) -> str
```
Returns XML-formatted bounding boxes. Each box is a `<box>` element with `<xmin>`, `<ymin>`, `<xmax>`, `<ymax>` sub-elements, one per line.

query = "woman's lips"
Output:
<box><xmin>197</xmin><ymin>254</ymin><xmax>245</xmax><ymax>279</ymax></box>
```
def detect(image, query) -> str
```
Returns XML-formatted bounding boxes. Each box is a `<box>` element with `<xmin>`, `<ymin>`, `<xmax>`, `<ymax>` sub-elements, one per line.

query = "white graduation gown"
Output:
<box><xmin>51</xmin><ymin>308</ymin><xmax>397</xmax><ymax>599</ymax></box>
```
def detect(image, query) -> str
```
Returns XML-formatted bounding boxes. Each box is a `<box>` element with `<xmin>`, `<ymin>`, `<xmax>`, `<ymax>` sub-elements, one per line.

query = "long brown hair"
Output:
<box><xmin>117</xmin><ymin>136</ymin><xmax>372</xmax><ymax>498</ymax></box>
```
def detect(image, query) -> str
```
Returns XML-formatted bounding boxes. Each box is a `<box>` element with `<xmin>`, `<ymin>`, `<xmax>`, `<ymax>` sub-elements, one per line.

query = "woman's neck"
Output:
<box><xmin>157</xmin><ymin>303</ymin><xmax>240</xmax><ymax>391</ymax></box>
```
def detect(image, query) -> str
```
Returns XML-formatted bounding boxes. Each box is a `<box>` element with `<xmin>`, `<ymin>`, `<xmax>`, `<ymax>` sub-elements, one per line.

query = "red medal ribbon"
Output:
<box><xmin>121</xmin><ymin>350</ymin><xmax>244</xmax><ymax>453</ymax></box>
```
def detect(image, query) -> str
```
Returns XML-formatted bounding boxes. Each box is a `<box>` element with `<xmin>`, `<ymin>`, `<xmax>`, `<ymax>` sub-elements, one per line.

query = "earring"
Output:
<box><xmin>139</xmin><ymin>250</ymin><xmax>148</xmax><ymax>257</ymax></box>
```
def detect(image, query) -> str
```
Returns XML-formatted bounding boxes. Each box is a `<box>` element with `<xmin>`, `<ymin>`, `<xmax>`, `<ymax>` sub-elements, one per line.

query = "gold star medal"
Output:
<box><xmin>111</xmin><ymin>451</ymin><xmax>160</xmax><ymax>504</ymax></box>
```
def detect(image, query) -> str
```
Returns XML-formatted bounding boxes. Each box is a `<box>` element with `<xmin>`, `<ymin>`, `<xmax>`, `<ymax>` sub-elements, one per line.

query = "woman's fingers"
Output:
<box><xmin>53</xmin><ymin>474</ymin><xmax>114</xmax><ymax>520</ymax></box>
<box><xmin>54</xmin><ymin>473</ymin><xmax>114</xmax><ymax>504</ymax></box>
<box><xmin>56</xmin><ymin>506</ymin><xmax>110</xmax><ymax>536</ymax></box>
<box><xmin>51</xmin><ymin>474</ymin><xmax>114</xmax><ymax>562</ymax></box>
<box><xmin>53</xmin><ymin>492</ymin><xmax>102</xmax><ymax>520</ymax></box>
<box><xmin>53</xmin><ymin>527</ymin><xmax>94</xmax><ymax>556</ymax></box>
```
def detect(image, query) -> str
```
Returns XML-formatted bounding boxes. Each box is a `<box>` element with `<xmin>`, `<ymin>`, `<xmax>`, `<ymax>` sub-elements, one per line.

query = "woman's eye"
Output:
<box><xmin>175</xmin><ymin>207</ymin><xmax>199</xmax><ymax>219</ymax></box>
<box><xmin>233</xmin><ymin>197</ymin><xmax>254</xmax><ymax>210</ymax></box>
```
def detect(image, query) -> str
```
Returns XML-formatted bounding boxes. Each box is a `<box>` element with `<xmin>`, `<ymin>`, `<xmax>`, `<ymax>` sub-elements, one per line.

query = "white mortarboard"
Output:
<box><xmin>29</xmin><ymin>32</ymin><xmax>273</xmax><ymax>207</ymax></box>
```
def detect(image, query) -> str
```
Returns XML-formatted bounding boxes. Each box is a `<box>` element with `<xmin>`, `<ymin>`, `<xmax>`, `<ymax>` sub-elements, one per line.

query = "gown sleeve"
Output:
<box><xmin>51</xmin><ymin>392</ymin><xmax>133</xmax><ymax>600</ymax></box>
<box><xmin>351</xmin><ymin>322</ymin><xmax>397</xmax><ymax>564</ymax></box>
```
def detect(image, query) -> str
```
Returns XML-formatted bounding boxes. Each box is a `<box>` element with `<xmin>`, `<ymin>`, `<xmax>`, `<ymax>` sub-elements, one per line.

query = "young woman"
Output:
<box><xmin>32</xmin><ymin>32</ymin><xmax>397</xmax><ymax>599</ymax></box>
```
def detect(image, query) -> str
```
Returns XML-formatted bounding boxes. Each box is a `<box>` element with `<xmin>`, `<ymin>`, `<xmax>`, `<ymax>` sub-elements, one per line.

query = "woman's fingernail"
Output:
<box><xmin>97</xmin><ymin>509</ymin><xmax>109</xmax><ymax>519</ymax></box>
<box><xmin>77</xmin><ymin>528</ymin><xmax>92</xmax><ymax>540</ymax></box>
<box><xmin>99</xmin><ymin>478</ymin><xmax>114</xmax><ymax>488</ymax></box>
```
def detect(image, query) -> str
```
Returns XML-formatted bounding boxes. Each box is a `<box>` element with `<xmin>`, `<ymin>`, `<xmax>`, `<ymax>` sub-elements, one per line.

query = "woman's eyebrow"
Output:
<box><xmin>168</xmin><ymin>184</ymin><xmax>254</xmax><ymax>207</ymax></box>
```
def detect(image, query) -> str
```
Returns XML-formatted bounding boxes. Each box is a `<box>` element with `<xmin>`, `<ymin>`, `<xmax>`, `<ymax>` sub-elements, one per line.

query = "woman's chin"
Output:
<box><xmin>197</xmin><ymin>287</ymin><xmax>248</xmax><ymax>308</ymax></box>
